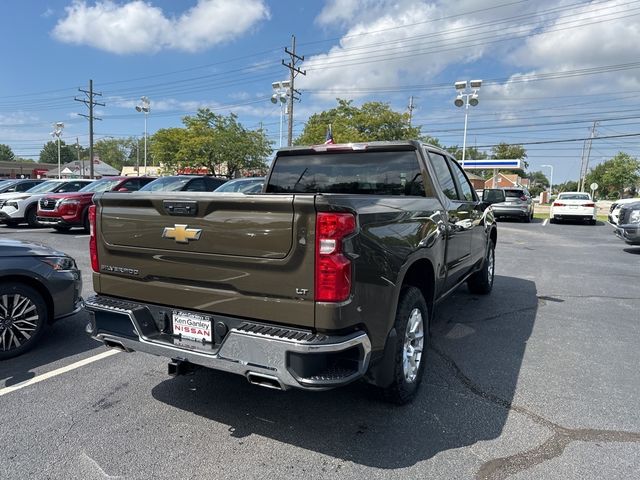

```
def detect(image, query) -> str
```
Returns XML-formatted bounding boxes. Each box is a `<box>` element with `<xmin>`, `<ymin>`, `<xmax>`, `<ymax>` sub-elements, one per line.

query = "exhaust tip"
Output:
<box><xmin>246</xmin><ymin>372</ymin><xmax>284</xmax><ymax>391</ymax></box>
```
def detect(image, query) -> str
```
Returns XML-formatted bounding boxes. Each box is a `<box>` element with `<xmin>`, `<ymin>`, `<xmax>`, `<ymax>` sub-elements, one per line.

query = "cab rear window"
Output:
<box><xmin>266</xmin><ymin>150</ymin><xmax>433</xmax><ymax>196</ymax></box>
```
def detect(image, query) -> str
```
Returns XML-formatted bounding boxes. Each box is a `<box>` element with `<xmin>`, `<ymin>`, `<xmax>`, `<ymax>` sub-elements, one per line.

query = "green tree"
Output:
<box><xmin>150</xmin><ymin>109</ymin><xmax>271</xmax><ymax>176</ymax></box>
<box><xmin>585</xmin><ymin>152</ymin><xmax>640</xmax><ymax>199</ymax></box>
<box><xmin>525</xmin><ymin>171</ymin><xmax>550</xmax><ymax>197</ymax></box>
<box><xmin>491</xmin><ymin>142</ymin><xmax>528</xmax><ymax>170</ymax></box>
<box><xmin>39</xmin><ymin>140</ymin><xmax>75</xmax><ymax>164</ymax></box>
<box><xmin>446</xmin><ymin>145</ymin><xmax>488</xmax><ymax>162</ymax></box>
<box><xmin>420</xmin><ymin>135</ymin><xmax>443</xmax><ymax>148</ymax></box>
<box><xmin>0</xmin><ymin>144</ymin><xmax>15</xmax><ymax>162</ymax></box>
<box><xmin>295</xmin><ymin>99</ymin><xmax>420</xmax><ymax>145</ymax></box>
<box><xmin>556</xmin><ymin>180</ymin><xmax>578</xmax><ymax>193</ymax></box>
<box><xmin>93</xmin><ymin>138</ymin><xmax>141</xmax><ymax>172</ymax></box>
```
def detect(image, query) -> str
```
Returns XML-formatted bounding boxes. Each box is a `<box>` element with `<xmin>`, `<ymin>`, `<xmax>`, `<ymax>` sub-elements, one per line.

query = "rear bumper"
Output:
<box><xmin>84</xmin><ymin>295</ymin><xmax>372</xmax><ymax>391</ymax></box>
<box><xmin>492</xmin><ymin>207</ymin><xmax>529</xmax><ymax>218</ymax></box>
<box><xmin>615</xmin><ymin>224</ymin><xmax>640</xmax><ymax>245</ymax></box>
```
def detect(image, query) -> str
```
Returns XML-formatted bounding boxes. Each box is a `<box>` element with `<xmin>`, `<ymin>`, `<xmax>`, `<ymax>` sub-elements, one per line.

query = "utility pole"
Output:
<box><xmin>75</xmin><ymin>79</ymin><xmax>104</xmax><ymax>179</ymax></box>
<box><xmin>282</xmin><ymin>35</ymin><xmax>305</xmax><ymax>146</ymax></box>
<box><xmin>408</xmin><ymin>96</ymin><xmax>416</xmax><ymax>126</ymax></box>
<box><xmin>76</xmin><ymin>137</ymin><xmax>84</xmax><ymax>178</ymax></box>
<box><xmin>578</xmin><ymin>121</ymin><xmax>597</xmax><ymax>191</ymax></box>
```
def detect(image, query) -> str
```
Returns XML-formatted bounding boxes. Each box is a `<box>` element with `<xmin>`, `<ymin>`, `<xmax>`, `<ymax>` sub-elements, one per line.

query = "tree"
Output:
<box><xmin>556</xmin><ymin>180</ymin><xmax>578</xmax><ymax>193</ymax></box>
<box><xmin>39</xmin><ymin>140</ymin><xmax>75</xmax><ymax>164</ymax></box>
<box><xmin>525</xmin><ymin>170</ymin><xmax>550</xmax><ymax>196</ymax></box>
<box><xmin>93</xmin><ymin>138</ymin><xmax>140</xmax><ymax>172</ymax></box>
<box><xmin>491</xmin><ymin>142</ymin><xmax>528</xmax><ymax>170</ymax></box>
<box><xmin>295</xmin><ymin>99</ymin><xmax>421</xmax><ymax>145</ymax></box>
<box><xmin>150</xmin><ymin>109</ymin><xmax>271</xmax><ymax>176</ymax></box>
<box><xmin>446</xmin><ymin>145</ymin><xmax>488</xmax><ymax>162</ymax></box>
<box><xmin>0</xmin><ymin>144</ymin><xmax>15</xmax><ymax>162</ymax></box>
<box><xmin>585</xmin><ymin>152</ymin><xmax>640</xmax><ymax>199</ymax></box>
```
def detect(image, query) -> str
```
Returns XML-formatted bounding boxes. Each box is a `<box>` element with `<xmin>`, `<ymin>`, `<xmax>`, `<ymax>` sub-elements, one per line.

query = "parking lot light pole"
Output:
<box><xmin>135</xmin><ymin>96</ymin><xmax>150</xmax><ymax>174</ymax></box>
<box><xmin>541</xmin><ymin>164</ymin><xmax>554</xmax><ymax>199</ymax></box>
<box><xmin>271</xmin><ymin>81</ymin><xmax>290</xmax><ymax>148</ymax></box>
<box><xmin>50</xmin><ymin>122</ymin><xmax>64</xmax><ymax>179</ymax></box>
<box><xmin>454</xmin><ymin>80</ymin><xmax>482</xmax><ymax>168</ymax></box>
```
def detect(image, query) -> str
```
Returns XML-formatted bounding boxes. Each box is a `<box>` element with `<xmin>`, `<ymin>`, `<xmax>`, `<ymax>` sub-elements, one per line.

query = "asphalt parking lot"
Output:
<box><xmin>0</xmin><ymin>220</ymin><xmax>638</xmax><ymax>480</ymax></box>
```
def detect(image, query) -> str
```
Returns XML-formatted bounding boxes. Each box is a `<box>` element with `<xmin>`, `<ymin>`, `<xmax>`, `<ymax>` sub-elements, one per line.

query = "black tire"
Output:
<box><xmin>53</xmin><ymin>226</ymin><xmax>71</xmax><ymax>233</ymax></box>
<box><xmin>0</xmin><ymin>283</ymin><xmax>49</xmax><ymax>359</ymax></box>
<box><xmin>26</xmin><ymin>206</ymin><xmax>39</xmax><ymax>227</ymax></box>
<box><xmin>3</xmin><ymin>220</ymin><xmax>19</xmax><ymax>228</ymax></box>
<box><xmin>379</xmin><ymin>287</ymin><xmax>429</xmax><ymax>405</ymax></box>
<box><xmin>82</xmin><ymin>210</ymin><xmax>90</xmax><ymax>233</ymax></box>
<box><xmin>523</xmin><ymin>213</ymin><xmax>531</xmax><ymax>223</ymax></box>
<box><xmin>467</xmin><ymin>240</ymin><xmax>495</xmax><ymax>295</ymax></box>
<box><xmin>589</xmin><ymin>219</ymin><xmax>596</xmax><ymax>225</ymax></box>
<box><xmin>549</xmin><ymin>217</ymin><xmax>557</xmax><ymax>224</ymax></box>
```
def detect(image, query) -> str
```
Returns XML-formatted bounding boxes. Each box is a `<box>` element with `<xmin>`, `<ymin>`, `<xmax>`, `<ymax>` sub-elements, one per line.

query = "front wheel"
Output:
<box><xmin>379</xmin><ymin>287</ymin><xmax>429</xmax><ymax>405</ymax></box>
<box><xmin>26</xmin><ymin>206</ymin><xmax>39</xmax><ymax>227</ymax></box>
<box><xmin>0</xmin><ymin>283</ymin><xmax>49</xmax><ymax>359</ymax></box>
<box><xmin>467</xmin><ymin>240</ymin><xmax>495</xmax><ymax>295</ymax></box>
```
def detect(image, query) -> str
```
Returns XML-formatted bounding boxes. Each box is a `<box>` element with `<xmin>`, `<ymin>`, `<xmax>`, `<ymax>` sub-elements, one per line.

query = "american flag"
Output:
<box><xmin>324</xmin><ymin>124</ymin><xmax>335</xmax><ymax>144</ymax></box>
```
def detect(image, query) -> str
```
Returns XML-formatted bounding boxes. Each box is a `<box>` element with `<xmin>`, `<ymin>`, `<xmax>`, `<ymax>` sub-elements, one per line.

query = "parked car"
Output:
<box><xmin>0</xmin><ymin>239</ymin><xmax>82</xmax><ymax>359</ymax></box>
<box><xmin>608</xmin><ymin>198</ymin><xmax>640</xmax><ymax>225</ymax></box>
<box><xmin>37</xmin><ymin>176</ymin><xmax>156</xmax><ymax>232</ymax></box>
<box><xmin>489</xmin><ymin>187</ymin><xmax>534</xmax><ymax>222</ymax></box>
<box><xmin>549</xmin><ymin>192</ymin><xmax>597</xmax><ymax>224</ymax></box>
<box><xmin>0</xmin><ymin>179</ymin><xmax>93</xmax><ymax>227</ymax></box>
<box><xmin>614</xmin><ymin>201</ymin><xmax>640</xmax><ymax>245</ymax></box>
<box><xmin>0</xmin><ymin>178</ymin><xmax>44</xmax><ymax>194</ymax></box>
<box><xmin>213</xmin><ymin>177</ymin><xmax>264</xmax><ymax>194</ymax></box>
<box><xmin>139</xmin><ymin>175</ymin><xmax>227</xmax><ymax>192</ymax></box>
<box><xmin>85</xmin><ymin>140</ymin><xmax>504</xmax><ymax>404</ymax></box>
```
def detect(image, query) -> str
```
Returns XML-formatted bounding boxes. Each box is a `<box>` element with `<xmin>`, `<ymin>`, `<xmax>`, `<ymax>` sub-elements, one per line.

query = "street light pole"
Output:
<box><xmin>454</xmin><ymin>80</ymin><xmax>482</xmax><ymax>168</ymax></box>
<box><xmin>135</xmin><ymin>96</ymin><xmax>150</xmax><ymax>174</ymax></box>
<box><xmin>541</xmin><ymin>164</ymin><xmax>554</xmax><ymax>198</ymax></box>
<box><xmin>50</xmin><ymin>122</ymin><xmax>64</xmax><ymax>179</ymax></box>
<box><xmin>271</xmin><ymin>81</ymin><xmax>290</xmax><ymax>149</ymax></box>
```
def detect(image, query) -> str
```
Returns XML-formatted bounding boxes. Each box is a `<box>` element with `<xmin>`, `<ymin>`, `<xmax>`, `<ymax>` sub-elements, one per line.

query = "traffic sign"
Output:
<box><xmin>590</xmin><ymin>182</ymin><xmax>599</xmax><ymax>191</ymax></box>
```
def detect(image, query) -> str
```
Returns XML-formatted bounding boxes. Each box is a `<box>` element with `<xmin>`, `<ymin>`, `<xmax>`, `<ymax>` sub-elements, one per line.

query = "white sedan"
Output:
<box><xmin>550</xmin><ymin>192</ymin><xmax>597</xmax><ymax>225</ymax></box>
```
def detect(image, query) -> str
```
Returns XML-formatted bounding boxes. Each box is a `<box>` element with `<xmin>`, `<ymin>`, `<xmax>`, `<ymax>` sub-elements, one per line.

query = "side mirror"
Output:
<box><xmin>482</xmin><ymin>189</ymin><xmax>506</xmax><ymax>205</ymax></box>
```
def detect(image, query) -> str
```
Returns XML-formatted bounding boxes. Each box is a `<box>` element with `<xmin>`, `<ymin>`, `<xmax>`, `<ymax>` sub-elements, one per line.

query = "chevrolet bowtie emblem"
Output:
<box><xmin>162</xmin><ymin>224</ymin><xmax>202</xmax><ymax>243</ymax></box>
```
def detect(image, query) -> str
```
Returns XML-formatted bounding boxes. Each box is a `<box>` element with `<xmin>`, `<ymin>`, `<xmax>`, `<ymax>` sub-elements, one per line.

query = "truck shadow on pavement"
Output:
<box><xmin>151</xmin><ymin>275</ymin><xmax>545</xmax><ymax>473</ymax></box>
<box><xmin>0</xmin><ymin>310</ymin><xmax>103</xmax><ymax>387</ymax></box>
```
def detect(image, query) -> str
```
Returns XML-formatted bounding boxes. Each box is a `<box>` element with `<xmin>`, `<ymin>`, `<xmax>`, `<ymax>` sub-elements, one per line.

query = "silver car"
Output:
<box><xmin>490</xmin><ymin>188</ymin><xmax>534</xmax><ymax>223</ymax></box>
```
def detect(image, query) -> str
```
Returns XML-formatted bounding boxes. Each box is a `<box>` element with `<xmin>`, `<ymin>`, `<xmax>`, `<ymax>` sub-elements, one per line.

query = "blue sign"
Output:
<box><xmin>460</xmin><ymin>159</ymin><xmax>522</xmax><ymax>170</ymax></box>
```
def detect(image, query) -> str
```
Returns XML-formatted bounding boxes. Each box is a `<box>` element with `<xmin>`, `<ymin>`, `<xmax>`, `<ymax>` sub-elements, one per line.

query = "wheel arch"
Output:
<box><xmin>0</xmin><ymin>275</ymin><xmax>54</xmax><ymax>323</ymax></box>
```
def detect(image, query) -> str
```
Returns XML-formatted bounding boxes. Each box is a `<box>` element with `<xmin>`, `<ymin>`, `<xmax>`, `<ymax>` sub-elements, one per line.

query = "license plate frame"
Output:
<box><xmin>172</xmin><ymin>310</ymin><xmax>213</xmax><ymax>343</ymax></box>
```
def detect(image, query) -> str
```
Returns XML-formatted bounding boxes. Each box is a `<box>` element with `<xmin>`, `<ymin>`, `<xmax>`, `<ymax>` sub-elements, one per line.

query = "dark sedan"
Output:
<box><xmin>615</xmin><ymin>201</ymin><xmax>640</xmax><ymax>246</ymax></box>
<box><xmin>139</xmin><ymin>175</ymin><xmax>227</xmax><ymax>192</ymax></box>
<box><xmin>0</xmin><ymin>239</ymin><xmax>82</xmax><ymax>359</ymax></box>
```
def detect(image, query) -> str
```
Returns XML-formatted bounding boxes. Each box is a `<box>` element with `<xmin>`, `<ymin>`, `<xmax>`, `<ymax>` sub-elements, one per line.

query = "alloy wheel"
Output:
<box><xmin>402</xmin><ymin>308</ymin><xmax>425</xmax><ymax>383</ymax></box>
<box><xmin>0</xmin><ymin>293</ymin><xmax>40</xmax><ymax>352</ymax></box>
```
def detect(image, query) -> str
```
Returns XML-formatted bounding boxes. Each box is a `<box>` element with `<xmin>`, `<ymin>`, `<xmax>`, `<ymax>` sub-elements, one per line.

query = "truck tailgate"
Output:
<box><xmin>93</xmin><ymin>193</ymin><xmax>316</xmax><ymax>327</ymax></box>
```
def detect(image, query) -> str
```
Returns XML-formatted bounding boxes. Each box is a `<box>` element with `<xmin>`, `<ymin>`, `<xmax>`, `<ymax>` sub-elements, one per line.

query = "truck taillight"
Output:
<box><xmin>88</xmin><ymin>204</ymin><xmax>98</xmax><ymax>273</ymax></box>
<box><xmin>315</xmin><ymin>212</ymin><xmax>356</xmax><ymax>302</ymax></box>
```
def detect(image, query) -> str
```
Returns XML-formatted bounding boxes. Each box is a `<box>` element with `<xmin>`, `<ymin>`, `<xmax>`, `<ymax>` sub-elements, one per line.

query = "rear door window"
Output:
<box><xmin>267</xmin><ymin>150</ymin><xmax>429</xmax><ymax>196</ymax></box>
<box><xmin>428</xmin><ymin>152</ymin><xmax>458</xmax><ymax>201</ymax></box>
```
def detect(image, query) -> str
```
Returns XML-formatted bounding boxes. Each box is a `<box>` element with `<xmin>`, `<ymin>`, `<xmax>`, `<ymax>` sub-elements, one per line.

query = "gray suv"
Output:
<box><xmin>490</xmin><ymin>187</ymin><xmax>534</xmax><ymax>222</ymax></box>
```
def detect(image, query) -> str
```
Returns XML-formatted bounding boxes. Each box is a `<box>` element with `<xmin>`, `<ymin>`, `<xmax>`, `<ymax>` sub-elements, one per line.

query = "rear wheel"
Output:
<box><xmin>26</xmin><ymin>206</ymin><xmax>39</xmax><ymax>227</ymax></box>
<box><xmin>467</xmin><ymin>240</ymin><xmax>495</xmax><ymax>295</ymax></box>
<box><xmin>588</xmin><ymin>219</ymin><xmax>596</xmax><ymax>225</ymax></box>
<box><xmin>379</xmin><ymin>287</ymin><xmax>428</xmax><ymax>405</ymax></box>
<box><xmin>0</xmin><ymin>283</ymin><xmax>49</xmax><ymax>359</ymax></box>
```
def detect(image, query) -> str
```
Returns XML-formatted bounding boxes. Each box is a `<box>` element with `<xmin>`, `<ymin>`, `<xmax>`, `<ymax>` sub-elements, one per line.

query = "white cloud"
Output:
<box><xmin>52</xmin><ymin>0</ymin><xmax>270</xmax><ymax>54</ymax></box>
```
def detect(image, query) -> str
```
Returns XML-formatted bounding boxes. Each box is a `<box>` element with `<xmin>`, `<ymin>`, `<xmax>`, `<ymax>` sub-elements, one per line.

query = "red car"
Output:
<box><xmin>37</xmin><ymin>176</ymin><xmax>156</xmax><ymax>232</ymax></box>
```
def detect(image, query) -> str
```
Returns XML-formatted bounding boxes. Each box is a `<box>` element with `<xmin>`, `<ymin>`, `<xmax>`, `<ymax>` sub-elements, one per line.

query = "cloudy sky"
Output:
<box><xmin>1</xmin><ymin>0</ymin><xmax>639</xmax><ymax>182</ymax></box>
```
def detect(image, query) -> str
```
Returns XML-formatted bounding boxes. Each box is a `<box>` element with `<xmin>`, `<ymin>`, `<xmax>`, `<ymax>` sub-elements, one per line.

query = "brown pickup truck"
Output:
<box><xmin>85</xmin><ymin>141</ymin><xmax>505</xmax><ymax>404</ymax></box>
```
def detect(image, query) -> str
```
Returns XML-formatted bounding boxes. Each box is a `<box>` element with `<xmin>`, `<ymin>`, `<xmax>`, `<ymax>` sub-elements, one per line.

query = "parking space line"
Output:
<box><xmin>0</xmin><ymin>349</ymin><xmax>119</xmax><ymax>397</ymax></box>
<box><xmin>542</xmin><ymin>219</ymin><xmax>549</xmax><ymax>226</ymax></box>
<box><xmin>74</xmin><ymin>235</ymin><xmax>89</xmax><ymax>238</ymax></box>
